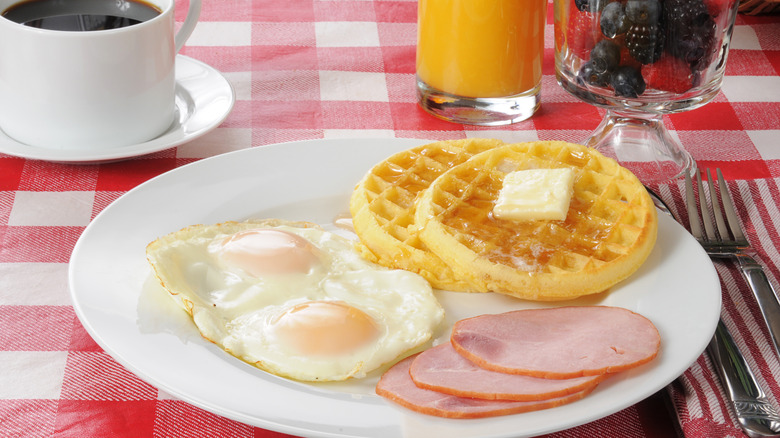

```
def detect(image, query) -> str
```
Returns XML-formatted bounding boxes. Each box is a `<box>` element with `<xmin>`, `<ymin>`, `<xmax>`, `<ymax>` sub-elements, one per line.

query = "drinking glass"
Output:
<box><xmin>417</xmin><ymin>0</ymin><xmax>546</xmax><ymax>126</ymax></box>
<box><xmin>554</xmin><ymin>0</ymin><xmax>740</xmax><ymax>184</ymax></box>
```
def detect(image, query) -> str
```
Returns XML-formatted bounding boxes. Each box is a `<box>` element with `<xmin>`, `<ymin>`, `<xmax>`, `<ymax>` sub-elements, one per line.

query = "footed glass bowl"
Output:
<box><xmin>554</xmin><ymin>0</ymin><xmax>740</xmax><ymax>184</ymax></box>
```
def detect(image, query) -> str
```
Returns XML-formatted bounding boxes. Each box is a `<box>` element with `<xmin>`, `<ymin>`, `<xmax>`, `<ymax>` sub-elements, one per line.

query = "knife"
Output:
<box><xmin>709</xmin><ymin>320</ymin><xmax>780</xmax><ymax>437</ymax></box>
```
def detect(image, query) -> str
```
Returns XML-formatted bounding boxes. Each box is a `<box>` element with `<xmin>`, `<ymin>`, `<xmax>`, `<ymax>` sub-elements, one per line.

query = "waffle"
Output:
<box><xmin>414</xmin><ymin>141</ymin><xmax>658</xmax><ymax>300</ymax></box>
<box><xmin>350</xmin><ymin>138</ymin><xmax>505</xmax><ymax>291</ymax></box>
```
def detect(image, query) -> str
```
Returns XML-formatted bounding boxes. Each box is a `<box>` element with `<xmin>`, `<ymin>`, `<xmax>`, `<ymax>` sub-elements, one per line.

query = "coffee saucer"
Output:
<box><xmin>0</xmin><ymin>55</ymin><xmax>235</xmax><ymax>164</ymax></box>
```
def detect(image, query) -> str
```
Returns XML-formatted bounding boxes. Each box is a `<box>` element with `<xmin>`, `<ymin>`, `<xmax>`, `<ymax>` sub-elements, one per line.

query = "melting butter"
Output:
<box><xmin>493</xmin><ymin>168</ymin><xmax>575</xmax><ymax>221</ymax></box>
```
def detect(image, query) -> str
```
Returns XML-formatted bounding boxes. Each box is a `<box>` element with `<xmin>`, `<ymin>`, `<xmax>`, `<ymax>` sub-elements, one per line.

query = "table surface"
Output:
<box><xmin>1</xmin><ymin>1</ymin><xmax>779</xmax><ymax>437</ymax></box>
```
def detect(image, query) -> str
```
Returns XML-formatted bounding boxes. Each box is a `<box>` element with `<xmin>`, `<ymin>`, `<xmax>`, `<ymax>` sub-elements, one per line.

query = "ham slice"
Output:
<box><xmin>409</xmin><ymin>343</ymin><xmax>604</xmax><ymax>400</ymax></box>
<box><xmin>451</xmin><ymin>306</ymin><xmax>660</xmax><ymax>379</ymax></box>
<box><xmin>376</xmin><ymin>354</ymin><xmax>596</xmax><ymax>419</ymax></box>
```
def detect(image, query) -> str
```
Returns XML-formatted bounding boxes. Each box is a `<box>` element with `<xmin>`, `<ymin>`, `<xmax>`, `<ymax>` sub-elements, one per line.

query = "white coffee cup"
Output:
<box><xmin>0</xmin><ymin>0</ymin><xmax>201</xmax><ymax>150</ymax></box>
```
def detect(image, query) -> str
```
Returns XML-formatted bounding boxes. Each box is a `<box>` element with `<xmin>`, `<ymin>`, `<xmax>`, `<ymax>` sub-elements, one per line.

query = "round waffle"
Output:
<box><xmin>414</xmin><ymin>141</ymin><xmax>658</xmax><ymax>300</ymax></box>
<box><xmin>350</xmin><ymin>138</ymin><xmax>505</xmax><ymax>291</ymax></box>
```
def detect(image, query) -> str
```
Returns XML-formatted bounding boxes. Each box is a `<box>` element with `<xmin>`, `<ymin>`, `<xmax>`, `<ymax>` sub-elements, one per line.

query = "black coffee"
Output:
<box><xmin>2</xmin><ymin>0</ymin><xmax>161</xmax><ymax>31</ymax></box>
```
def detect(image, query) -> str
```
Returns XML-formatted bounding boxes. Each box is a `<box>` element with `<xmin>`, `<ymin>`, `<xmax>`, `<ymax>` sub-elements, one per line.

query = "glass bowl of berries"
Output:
<box><xmin>554</xmin><ymin>0</ymin><xmax>740</xmax><ymax>184</ymax></box>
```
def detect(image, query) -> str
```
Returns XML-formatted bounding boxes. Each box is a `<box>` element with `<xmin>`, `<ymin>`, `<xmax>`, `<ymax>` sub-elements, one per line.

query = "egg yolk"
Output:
<box><xmin>219</xmin><ymin>229</ymin><xmax>322</xmax><ymax>276</ymax></box>
<box><xmin>272</xmin><ymin>301</ymin><xmax>380</xmax><ymax>356</ymax></box>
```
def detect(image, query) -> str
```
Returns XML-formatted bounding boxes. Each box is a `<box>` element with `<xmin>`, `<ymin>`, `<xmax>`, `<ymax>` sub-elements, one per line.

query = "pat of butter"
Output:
<box><xmin>493</xmin><ymin>168</ymin><xmax>575</xmax><ymax>221</ymax></box>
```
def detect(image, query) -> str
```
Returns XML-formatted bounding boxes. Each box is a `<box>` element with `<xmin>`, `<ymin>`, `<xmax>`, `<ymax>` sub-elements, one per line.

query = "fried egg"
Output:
<box><xmin>145</xmin><ymin>219</ymin><xmax>444</xmax><ymax>382</ymax></box>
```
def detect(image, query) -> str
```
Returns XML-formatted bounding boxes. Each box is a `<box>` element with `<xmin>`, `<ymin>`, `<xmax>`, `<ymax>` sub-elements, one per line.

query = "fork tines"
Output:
<box><xmin>684</xmin><ymin>168</ymin><xmax>749</xmax><ymax>250</ymax></box>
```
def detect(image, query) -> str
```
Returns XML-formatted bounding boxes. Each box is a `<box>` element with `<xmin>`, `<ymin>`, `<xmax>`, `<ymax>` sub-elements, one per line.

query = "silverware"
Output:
<box><xmin>647</xmin><ymin>186</ymin><xmax>780</xmax><ymax>437</ymax></box>
<box><xmin>685</xmin><ymin>169</ymin><xmax>780</xmax><ymax>359</ymax></box>
<box><xmin>674</xmin><ymin>173</ymin><xmax>780</xmax><ymax>437</ymax></box>
<box><xmin>709</xmin><ymin>320</ymin><xmax>780</xmax><ymax>437</ymax></box>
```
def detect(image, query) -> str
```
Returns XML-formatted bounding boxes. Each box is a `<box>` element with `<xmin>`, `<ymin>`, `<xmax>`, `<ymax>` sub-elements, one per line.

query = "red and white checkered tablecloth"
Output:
<box><xmin>1</xmin><ymin>0</ymin><xmax>779</xmax><ymax>437</ymax></box>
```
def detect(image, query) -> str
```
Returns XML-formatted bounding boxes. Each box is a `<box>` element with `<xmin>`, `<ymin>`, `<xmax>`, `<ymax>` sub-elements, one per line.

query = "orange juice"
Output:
<box><xmin>417</xmin><ymin>0</ymin><xmax>546</xmax><ymax>99</ymax></box>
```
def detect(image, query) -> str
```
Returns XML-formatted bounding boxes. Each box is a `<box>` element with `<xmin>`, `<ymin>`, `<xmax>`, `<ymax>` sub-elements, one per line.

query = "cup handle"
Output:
<box><xmin>174</xmin><ymin>0</ymin><xmax>202</xmax><ymax>53</ymax></box>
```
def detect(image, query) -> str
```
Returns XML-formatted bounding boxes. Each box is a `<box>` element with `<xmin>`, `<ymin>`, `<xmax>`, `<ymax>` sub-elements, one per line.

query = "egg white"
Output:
<box><xmin>146</xmin><ymin>219</ymin><xmax>444</xmax><ymax>382</ymax></box>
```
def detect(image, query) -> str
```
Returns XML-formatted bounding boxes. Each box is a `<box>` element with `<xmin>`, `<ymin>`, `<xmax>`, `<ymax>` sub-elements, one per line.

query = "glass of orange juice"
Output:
<box><xmin>416</xmin><ymin>0</ymin><xmax>546</xmax><ymax>126</ymax></box>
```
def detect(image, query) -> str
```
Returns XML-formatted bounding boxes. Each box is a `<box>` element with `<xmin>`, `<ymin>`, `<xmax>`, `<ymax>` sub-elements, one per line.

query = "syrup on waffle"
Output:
<box><xmin>350</xmin><ymin>138</ymin><xmax>505</xmax><ymax>291</ymax></box>
<box><xmin>413</xmin><ymin>141</ymin><xmax>658</xmax><ymax>300</ymax></box>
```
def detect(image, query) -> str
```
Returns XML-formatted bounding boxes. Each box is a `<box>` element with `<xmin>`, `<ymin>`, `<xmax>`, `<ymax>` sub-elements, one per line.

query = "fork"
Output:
<box><xmin>685</xmin><ymin>169</ymin><xmax>780</xmax><ymax>358</ymax></box>
<box><xmin>684</xmin><ymin>169</ymin><xmax>780</xmax><ymax>437</ymax></box>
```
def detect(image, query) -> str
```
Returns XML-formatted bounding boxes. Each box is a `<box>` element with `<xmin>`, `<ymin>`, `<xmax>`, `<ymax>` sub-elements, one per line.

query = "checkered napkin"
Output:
<box><xmin>1</xmin><ymin>0</ymin><xmax>780</xmax><ymax>436</ymax></box>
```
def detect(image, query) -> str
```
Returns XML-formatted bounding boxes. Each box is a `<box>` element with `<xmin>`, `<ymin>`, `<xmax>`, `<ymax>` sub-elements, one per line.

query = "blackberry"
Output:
<box><xmin>625</xmin><ymin>23</ymin><xmax>663</xmax><ymax>64</ymax></box>
<box><xmin>611</xmin><ymin>65</ymin><xmax>646</xmax><ymax>97</ymax></box>
<box><xmin>664</xmin><ymin>0</ymin><xmax>716</xmax><ymax>71</ymax></box>
<box><xmin>664</xmin><ymin>0</ymin><xmax>710</xmax><ymax>29</ymax></box>
<box><xmin>577</xmin><ymin>62</ymin><xmax>611</xmax><ymax>87</ymax></box>
<box><xmin>623</xmin><ymin>0</ymin><xmax>663</xmax><ymax>65</ymax></box>
<box><xmin>600</xmin><ymin>2</ymin><xmax>629</xmax><ymax>38</ymax></box>
<box><xmin>590</xmin><ymin>40</ymin><xmax>621</xmax><ymax>73</ymax></box>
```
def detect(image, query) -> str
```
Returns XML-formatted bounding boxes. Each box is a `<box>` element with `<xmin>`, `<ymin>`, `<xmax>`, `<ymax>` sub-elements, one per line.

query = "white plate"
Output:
<box><xmin>69</xmin><ymin>138</ymin><xmax>721</xmax><ymax>438</ymax></box>
<box><xmin>0</xmin><ymin>55</ymin><xmax>234</xmax><ymax>163</ymax></box>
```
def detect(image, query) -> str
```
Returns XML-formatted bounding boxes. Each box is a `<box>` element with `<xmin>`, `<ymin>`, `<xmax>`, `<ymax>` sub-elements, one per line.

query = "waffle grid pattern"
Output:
<box><xmin>350</xmin><ymin>138</ymin><xmax>504</xmax><ymax>290</ymax></box>
<box><xmin>414</xmin><ymin>141</ymin><xmax>658</xmax><ymax>300</ymax></box>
